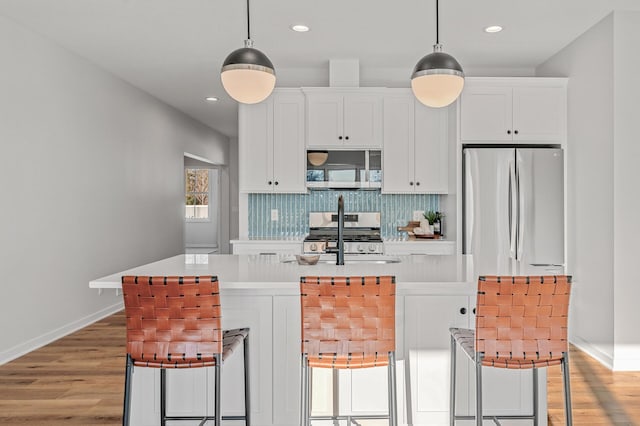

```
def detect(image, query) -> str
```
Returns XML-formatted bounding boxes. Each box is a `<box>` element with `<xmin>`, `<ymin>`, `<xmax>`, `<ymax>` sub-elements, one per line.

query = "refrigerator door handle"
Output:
<box><xmin>509</xmin><ymin>157</ymin><xmax>517</xmax><ymax>259</ymax></box>
<box><xmin>516</xmin><ymin>161</ymin><xmax>524</xmax><ymax>261</ymax></box>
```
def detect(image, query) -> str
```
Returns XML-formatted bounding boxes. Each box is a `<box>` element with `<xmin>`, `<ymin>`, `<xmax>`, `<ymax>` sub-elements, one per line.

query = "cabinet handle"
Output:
<box><xmin>268</xmin><ymin>181</ymin><xmax>272</xmax><ymax>185</ymax></box>
<box><xmin>460</xmin><ymin>307</ymin><xmax>467</xmax><ymax>315</ymax></box>
<box><xmin>409</xmin><ymin>181</ymin><xmax>414</xmax><ymax>186</ymax></box>
<box><xmin>473</xmin><ymin>308</ymin><xmax>476</xmax><ymax>315</ymax></box>
<box><xmin>345</xmin><ymin>136</ymin><xmax>349</xmax><ymax>140</ymax></box>
<box><xmin>338</xmin><ymin>136</ymin><xmax>343</xmax><ymax>140</ymax></box>
<box><xmin>274</xmin><ymin>181</ymin><xmax>279</xmax><ymax>186</ymax></box>
<box><xmin>507</xmin><ymin>130</ymin><xmax>512</xmax><ymax>135</ymax></box>
<box><xmin>514</xmin><ymin>130</ymin><xmax>519</xmax><ymax>135</ymax></box>
<box><xmin>416</xmin><ymin>182</ymin><xmax>420</xmax><ymax>186</ymax></box>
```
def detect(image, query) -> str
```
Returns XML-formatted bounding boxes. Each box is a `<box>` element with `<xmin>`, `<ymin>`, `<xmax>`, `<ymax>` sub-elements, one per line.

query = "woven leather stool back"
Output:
<box><xmin>122</xmin><ymin>275</ymin><xmax>222</xmax><ymax>368</ymax></box>
<box><xmin>300</xmin><ymin>276</ymin><xmax>396</xmax><ymax>369</ymax></box>
<box><xmin>476</xmin><ymin>275</ymin><xmax>572</xmax><ymax>368</ymax></box>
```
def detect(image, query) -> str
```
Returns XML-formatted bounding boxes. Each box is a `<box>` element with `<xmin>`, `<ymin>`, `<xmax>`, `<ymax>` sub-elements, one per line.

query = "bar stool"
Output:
<box><xmin>121</xmin><ymin>275</ymin><xmax>250</xmax><ymax>426</ymax></box>
<box><xmin>299</xmin><ymin>275</ymin><xmax>398</xmax><ymax>426</ymax></box>
<box><xmin>450</xmin><ymin>275</ymin><xmax>573</xmax><ymax>426</ymax></box>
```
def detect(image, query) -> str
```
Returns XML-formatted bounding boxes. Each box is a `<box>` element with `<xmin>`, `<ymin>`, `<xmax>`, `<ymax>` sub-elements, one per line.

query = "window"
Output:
<box><xmin>185</xmin><ymin>168</ymin><xmax>209</xmax><ymax>220</ymax></box>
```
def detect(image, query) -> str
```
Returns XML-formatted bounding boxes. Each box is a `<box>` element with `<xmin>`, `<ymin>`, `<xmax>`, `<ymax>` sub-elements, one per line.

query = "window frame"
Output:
<box><xmin>185</xmin><ymin>168</ymin><xmax>212</xmax><ymax>223</ymax></box>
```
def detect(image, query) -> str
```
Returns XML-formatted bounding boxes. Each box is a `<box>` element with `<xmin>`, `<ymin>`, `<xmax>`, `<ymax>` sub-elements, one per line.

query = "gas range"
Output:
<box><xmin>303</xmin><ymin>212</ymin><xmax>384</xmax><ymax>255</ymax></box>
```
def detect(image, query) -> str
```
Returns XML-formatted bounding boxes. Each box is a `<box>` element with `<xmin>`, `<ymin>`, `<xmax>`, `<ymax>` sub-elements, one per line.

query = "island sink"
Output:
<box><xmin>282</xmin><ymin>255</ymin><xmax>402</xmax><ymax>265</ymax></box>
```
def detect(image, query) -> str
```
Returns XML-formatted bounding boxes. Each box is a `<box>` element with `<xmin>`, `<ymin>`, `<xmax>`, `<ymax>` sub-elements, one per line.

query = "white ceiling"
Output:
<box><xmin>1</xmin><ymin>0</ymin><xmax>638</xmax><ymax>138</ymax></box>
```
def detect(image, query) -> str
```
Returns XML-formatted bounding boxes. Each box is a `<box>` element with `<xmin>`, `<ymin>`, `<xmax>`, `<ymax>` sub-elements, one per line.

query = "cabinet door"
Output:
<box><xmin>513</xmin><ymin>86</ymin><xmax>565</xmax><ymax>142</ymax></box>
<box><xmin>272</xmin><ymin>296</ymin><xmax>301</xmax><ymax>425</ymax></box>
<box><xmin>414</xmin><ymin>101</ymin><xmax>449</xmax><ymax>193</ymax></box>
<box><xmin>405</xmin><ymin>296</ymin><xmax>470</xmax><ymax>424</ymax></box>
<box><xmin>382</xmin><ymin>95</ymin><xmax>415</xmax><ymax>193</ymax></box>
<box><xmin>343</xmin><ymin>94</ymin><xmax>383</xmax><ymax>148</ymax></box>
<box><xmin>215</xmin><ymin>295</ymin><xmax>273</xmax><ymax>424</ymax></box>
<box><xmin>273</xmin><ymin>92</ymin><xmax>306</xmax><ymax>193</ymax></box>
<box><xmin>306</xmin><ymin>93</ymin><xmax>343</xmax><ymax>147</ymax></box>
<box><xmin>239</xmin><ymin>101</ymin><xmax>274</xmax><ymax>192</ymax></box>
<box><xmin>460</xmin><ymin>86</ymin><xmax>512</xmax><ymax>142</ymax></box>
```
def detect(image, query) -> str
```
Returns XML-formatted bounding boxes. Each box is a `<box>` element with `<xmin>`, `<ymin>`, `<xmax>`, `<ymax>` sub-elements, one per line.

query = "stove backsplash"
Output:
<box><xmin>248</xmin><ymin>191</ymin><xmax>439</xmax><ymax>239</ymax></box>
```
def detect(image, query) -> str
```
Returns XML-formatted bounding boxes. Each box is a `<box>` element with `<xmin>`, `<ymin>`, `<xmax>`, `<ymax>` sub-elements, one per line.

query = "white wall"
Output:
<box><xmin>229</xmin><ymin>137</ymin><xmax>240</xmax><ymax>241</ymax></box>
<box><xmin>537</xmin><ymin>12</ymin><xmax>640</xmax><ymax>371</ymax></box>
<box><xmin>0</xmin><ymin>16</ymin><xmax>229</xmax><ymax>363</ymax></box>
<box><xmin>612</xmin><ymin>11</ymin><xmax>640</xmax><ymax>370</ymax></box>
<box><xmin>537</xmin><ymin>14</ymin><xmax>615</xmax><ymax>366</ymax></box>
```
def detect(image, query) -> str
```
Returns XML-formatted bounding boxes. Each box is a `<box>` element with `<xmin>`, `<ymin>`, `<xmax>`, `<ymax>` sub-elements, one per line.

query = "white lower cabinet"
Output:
<box><xmin>405</xmin><ymin>296</ymin><xmax>470</xmax><ymax>425</ymax></box>
<box><xmin>273</xmin><ymin>296</ymin><xmax>302</xmax><ymax>425</ymax></box>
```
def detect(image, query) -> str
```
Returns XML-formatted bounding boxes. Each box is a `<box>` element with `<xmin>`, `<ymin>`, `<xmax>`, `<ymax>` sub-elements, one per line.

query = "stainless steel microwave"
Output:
<box><xmin>306</xmin><ymin>150</ymin><xmax>381</xmax><ymax>189</ymax></box>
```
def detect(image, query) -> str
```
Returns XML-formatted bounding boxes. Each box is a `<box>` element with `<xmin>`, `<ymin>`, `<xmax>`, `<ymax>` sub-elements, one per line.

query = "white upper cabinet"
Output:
<box><xmin>382</xmin><ymin>91</ymin><xmax>449</xmax><ymax>194</ymax></box>
<box><xmin>239</xmin><ymin>89</ymin><xmax>306</xmax><ymax>193</ymax></box>
<box><xmin>305</xmin><ymin>90</ymin><xmax>382</xmax><ymax>148</ymax></box>
<box><xmin>460</xmin><ymin>78</ymin><xmax>567</xmax><ymax>143</ymax></box>
<box><xmin>414</xmin><ymin>100</ymin><xmax>449</xmax><ymax>193</ymax></box>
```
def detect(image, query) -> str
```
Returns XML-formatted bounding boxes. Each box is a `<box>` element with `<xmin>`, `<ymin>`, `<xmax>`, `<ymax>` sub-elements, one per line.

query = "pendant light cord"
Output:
<box><xmin>436</xmin><ymin>0</ymin><xmax>439</xmax><ymax>44</ymax></box>
<box><xmin>246</xmin><ymin>0</ymin><xmax>251</xmax><ymax>40</ymax></box>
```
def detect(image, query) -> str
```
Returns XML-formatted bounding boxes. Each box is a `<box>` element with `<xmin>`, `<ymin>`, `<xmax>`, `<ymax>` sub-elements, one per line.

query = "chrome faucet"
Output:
<box><xmin>336</xmin><ymin>195</ymin><xmax>344</xmax><ymax>265</ymax></box>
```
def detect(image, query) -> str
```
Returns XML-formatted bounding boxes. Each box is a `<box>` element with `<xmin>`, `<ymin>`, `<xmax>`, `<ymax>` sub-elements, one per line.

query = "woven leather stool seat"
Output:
<box><xmin>450</xmin><ymin>327</ymin><xmax>565</xmax><ymax>369</ymax></box>
<box><xmin>300</xmin><ymin>275</ymin><xmax>398</xmax><ymax>426</ymax></box>
<box><xmin>450</xmin><ymin>275</ymin><xmax>573</xmax><ymax>426</ymax></box>
<box><xmin>121</xmin><ymin>275</ymin><xmax>250</xmax><ymax>426</ymax></box>
<box><xmin>130</xmin><ymin>328</ymin><xmax>249</xmax><ymax>368</ymax></box>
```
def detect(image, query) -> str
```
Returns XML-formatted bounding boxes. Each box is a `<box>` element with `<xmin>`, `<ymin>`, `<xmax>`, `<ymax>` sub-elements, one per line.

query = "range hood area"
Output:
<box><xmin>306</xmin><ymin>149</ymin><xmax>382</xmax><ymax>189</ymax></box>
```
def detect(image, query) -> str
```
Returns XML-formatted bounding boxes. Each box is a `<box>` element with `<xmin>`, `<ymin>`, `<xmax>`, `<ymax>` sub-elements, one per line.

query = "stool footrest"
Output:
<box><xmin>454</xmin><ymin>414</ymin><xmax>535</xmax><ymax>425</ymax></box>
<box><xmin>310</xmin><ymin>414</ymin><xmax>392</xmax><ymax>421</ymax></box>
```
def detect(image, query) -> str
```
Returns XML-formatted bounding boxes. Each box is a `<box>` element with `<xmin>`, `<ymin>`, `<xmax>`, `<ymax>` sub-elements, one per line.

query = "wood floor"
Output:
<box><xmin>1</xmin><ymin>311</ymin><xmax>639</xmax><ymax>425</ymax></box>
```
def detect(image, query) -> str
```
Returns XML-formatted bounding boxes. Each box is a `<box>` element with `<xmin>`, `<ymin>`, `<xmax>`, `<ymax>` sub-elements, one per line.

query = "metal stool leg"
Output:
<box><xmin>533</xmin><ymin>368</ymin><xmax>539</xmax><ymax>425</ymax></box>
<box><xmin>475</xmin><ymin>354</ymin><xmax>483</xmax><ymax>426</ymax></box>
<box><xmin>123</xmin><ymin>355</ymin><xmax>133</xmax><ymax>426</ymax></box>
<box><xmin>450</xmin><ymin>335</ymin><xmax>456</xmax><ymax>426</ymax></box>
<box><xmin>562</xmin><ymin>352</ymin><xmax>573</xmax><ymax>426</ymax></box>
<box><xmin>301</xmin><ymin>354</ymin><xmax>309</xmax><ymax>426</ymax></box>
<box><xmin>214</xmin><ymin>355</ymin><xmax>221</xmax><ymax>426</ymax></box>
<box><xmin>160</xmin><ymin>368</ymin><xmax>167</xmax><ymax>426</ymax></box>
<box><xmin>388</xmin><ymin>352</ymin><xmax>398</xmax><ymax>426</ymax></box>
<box><xmin>244</xmin><ymin>333</ymin><xmax>251</xmax><ymax>425</ymax></box>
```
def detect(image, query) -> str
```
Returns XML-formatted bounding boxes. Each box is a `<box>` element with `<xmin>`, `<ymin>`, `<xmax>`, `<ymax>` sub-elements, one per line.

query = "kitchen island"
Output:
<box><xmin>90</xmin><ymin>254</ymin><xmax>544</xmax><ymax>426</ymax></box>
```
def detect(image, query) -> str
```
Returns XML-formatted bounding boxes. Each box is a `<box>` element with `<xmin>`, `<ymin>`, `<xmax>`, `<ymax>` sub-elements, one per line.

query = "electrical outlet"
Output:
<box><xmin>271</xmin><ymin>209</ymin><xmax>279</xmax><ymax>221</ymax></box>
<box><xmin>413</xmin><ymin>210</ymin><xmax>424</xmax><ymax>221</ymax></box>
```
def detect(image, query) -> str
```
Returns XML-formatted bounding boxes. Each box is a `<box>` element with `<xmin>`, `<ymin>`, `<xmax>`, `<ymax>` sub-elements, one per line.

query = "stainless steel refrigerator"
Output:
<box><xmin>463</xmin><ymin>147</ymin><xmax>564</xmax><ymax>276</ymax></box>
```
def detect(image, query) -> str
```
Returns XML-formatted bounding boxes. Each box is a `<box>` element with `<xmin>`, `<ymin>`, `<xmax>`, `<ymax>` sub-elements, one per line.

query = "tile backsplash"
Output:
<box><xmin>248</xmin><ymin>190</ymin><xmax>439</xmax><ymax>239</ymax></box>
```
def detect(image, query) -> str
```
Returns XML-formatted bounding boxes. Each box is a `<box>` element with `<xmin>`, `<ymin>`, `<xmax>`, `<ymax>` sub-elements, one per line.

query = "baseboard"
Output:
<box><xmin>612</xmin><ymin>346</ymin><xmax>640</xmax><ymax>371</ymax></box>
<box><xmin>0</xmin><ymin>301</ymin><xmax>124</xmax><ymax>365</ymax></box>
<box><xmin>570</xmin><ymin>336</ymin><xmax>614</xmax><ymax>370</ymax></box>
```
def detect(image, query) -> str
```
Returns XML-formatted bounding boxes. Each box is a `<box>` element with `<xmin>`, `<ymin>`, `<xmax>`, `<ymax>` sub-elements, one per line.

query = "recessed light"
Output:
<box><xmin>290</xmin><ymin>24</ymin><xmax>310</xmax><ymax>32</ymax></box>
<box><xmin>484</xmin><ymin>25</ymin><xmax>503</xmax><ymax>33</ymax></box>
<box><xmin>205</xmin><ymin>97</ymin><xmax>219</xmax><ymax>102</ymax></box>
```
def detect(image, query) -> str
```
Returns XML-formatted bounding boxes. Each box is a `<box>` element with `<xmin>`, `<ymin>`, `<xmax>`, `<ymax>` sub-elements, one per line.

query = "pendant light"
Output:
<box><xmin>411</xmin><ymin>0</ymin><xmax>464</xmax><ymax>108</ymax></box>
<box><xmin>221</xmin><ymin>0</ymin><xmax>276</xmax><ymax>104</ymax></box>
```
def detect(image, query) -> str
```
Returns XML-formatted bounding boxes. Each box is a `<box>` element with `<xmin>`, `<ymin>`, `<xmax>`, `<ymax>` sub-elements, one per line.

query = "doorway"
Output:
<box><xmin>183</xmin><ymin>154</ymin><xmax>230</xmax><ymax>254</ymax></box>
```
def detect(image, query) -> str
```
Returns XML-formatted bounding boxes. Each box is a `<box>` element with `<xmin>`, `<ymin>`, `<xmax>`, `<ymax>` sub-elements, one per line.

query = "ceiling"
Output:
<box><xmin>1</xmin><ymin>0</ymin><xmax>638</xmax><ymax>138</ymax></box>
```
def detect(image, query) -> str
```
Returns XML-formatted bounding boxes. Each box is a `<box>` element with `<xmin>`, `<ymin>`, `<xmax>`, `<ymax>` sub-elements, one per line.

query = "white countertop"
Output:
<box><xmin>90</xmin><ymin>254</ymin><xmax>475</xmax><ymax>295</ymax></box>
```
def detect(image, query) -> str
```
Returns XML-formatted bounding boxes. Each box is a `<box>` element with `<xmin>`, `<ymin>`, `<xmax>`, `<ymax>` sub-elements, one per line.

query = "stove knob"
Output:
<box><xmin>310</xmin><ymin>243</ymin><xmax>317</xmax><ymax>252</ymax></box>
<box><xmin>368</xmin><ymin>244</ymin><xmax>378</xmax><ymax>253</ymax></box>
<box><xmin>357</xmin><ymin>244</ymin><xmax>365</xmax><ymax>253</ymax></box>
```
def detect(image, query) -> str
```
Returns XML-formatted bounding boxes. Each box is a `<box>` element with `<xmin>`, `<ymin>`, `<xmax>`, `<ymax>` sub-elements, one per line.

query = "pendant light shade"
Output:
<box><xmin>411</xmin><ymin>0</ymin><xmax>464</xmax><ymax>108</ymax></box>
<box><xmin>221</xmin><ymin>0</ymin><xmax>276</xmax><ymax>104</ymax></box>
